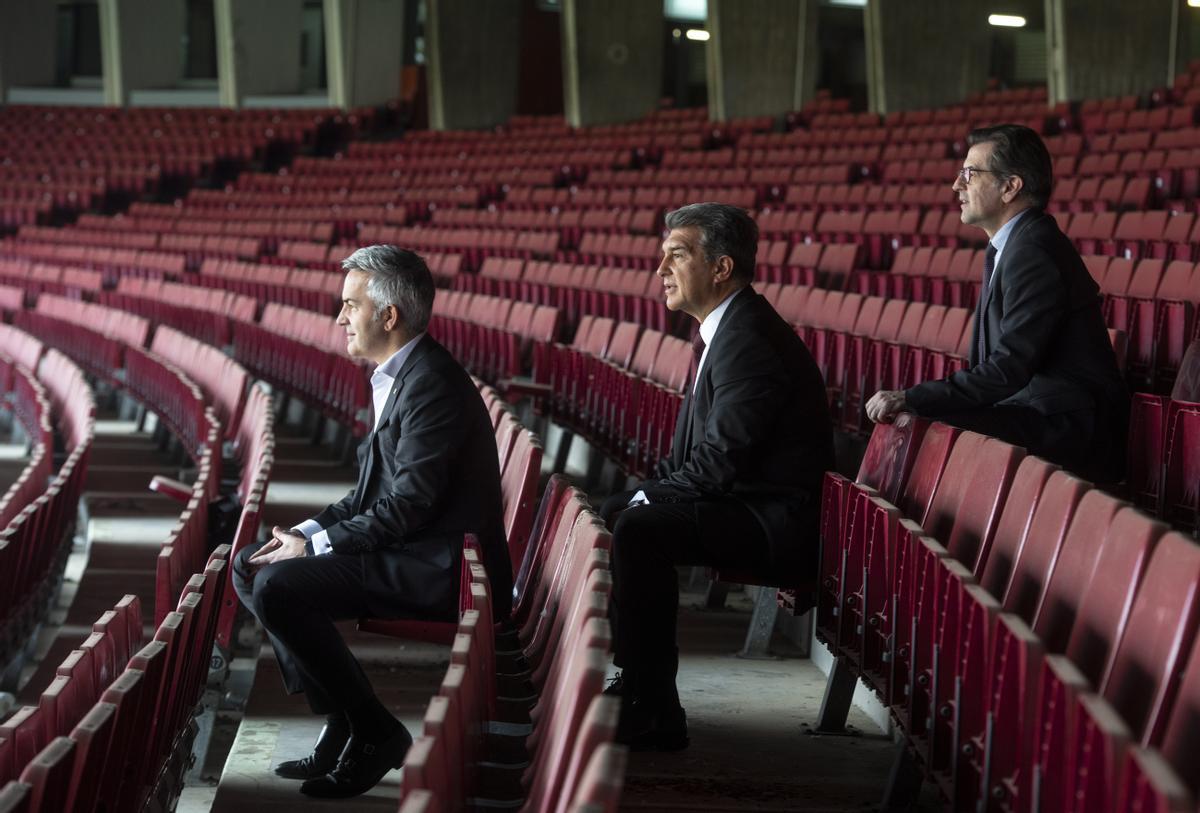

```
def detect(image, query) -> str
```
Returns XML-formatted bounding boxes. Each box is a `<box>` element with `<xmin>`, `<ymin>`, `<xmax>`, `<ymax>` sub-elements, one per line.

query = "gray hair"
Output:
<box><xmin>663</xmin><ymin>202</ymin><xmax>758</xmax><ymax>284</ymax></box>
<box><xmin>341</xmin><ymin>244</ymin><xmax>435</xmax><ymax>334</ymax></box>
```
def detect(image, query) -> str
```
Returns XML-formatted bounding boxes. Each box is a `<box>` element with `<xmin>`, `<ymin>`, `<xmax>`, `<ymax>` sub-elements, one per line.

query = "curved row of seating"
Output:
<box><xmin>818</xmin><ymin>418</ymin><xmax>1200</xmax><ymax>811</ymax></box>
<box><xmin>0</xmin><ymin>545</ymin><xmax>232</xmax><ymax>810</ymax></box>
<box><xmin>0</xmin><ymin>349</ymin><xmax>52</xmax><ymax>531</ymax></box>
<box><xmin>0</xmin><ymin>338</ymin><xmax>95</xmax><ymax>683</ymax></box>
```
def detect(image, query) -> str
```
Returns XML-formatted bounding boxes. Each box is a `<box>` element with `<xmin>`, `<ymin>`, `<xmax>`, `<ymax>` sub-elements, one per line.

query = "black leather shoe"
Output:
<box><xmin>299</xmin><ymin>725</ymin><xmax>414</xmax><ymax>798</ymax></box>
<box><xmin>616</xmin><ymin>701</ymin><xmax>689</xmax><ymax>752</ymax></box>
<box><xmin>274</xmin><ymin>723</ymin><xmax>351</xmax><ymax>780</ymax></box>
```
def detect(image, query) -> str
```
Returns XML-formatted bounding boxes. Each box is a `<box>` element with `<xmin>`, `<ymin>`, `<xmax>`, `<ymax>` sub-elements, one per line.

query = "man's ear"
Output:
<box><xmin>383</xmin><ymin>305</ymin><xmax>399</xmax><ymax>332</ymax></box>
<box><xmin>713</xmin><ymin>255</ymin><xmax>735</xmax><ymax>283</ymax></box>
<box><xmin>1002</xmin><ymin>174</ymin><xmax>1025</xmax><ymax>204</ymax></box>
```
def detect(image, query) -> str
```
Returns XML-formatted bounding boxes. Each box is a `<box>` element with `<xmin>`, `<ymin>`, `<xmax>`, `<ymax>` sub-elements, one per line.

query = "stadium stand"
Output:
<box><xmin>1</xmin><ymin>41</ymin><xmax>1200</xmax><ymax>813</ymax></box>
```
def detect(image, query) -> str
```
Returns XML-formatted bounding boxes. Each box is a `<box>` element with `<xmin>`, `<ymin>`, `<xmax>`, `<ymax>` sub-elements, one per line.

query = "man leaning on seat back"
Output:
<box><xmin>600</xmin><ymin>202</ymin><xmax>836</xmax><ymax>751</ymax></box>
<box><xmin>867</xmin><ymin>123</ymin><xmax>1129</xmax><ymax>484</ymax></box>
<box><xmin>232</xmin><ymin>244</ymin><xmax>511</xmax><ymax>799</ymax></box>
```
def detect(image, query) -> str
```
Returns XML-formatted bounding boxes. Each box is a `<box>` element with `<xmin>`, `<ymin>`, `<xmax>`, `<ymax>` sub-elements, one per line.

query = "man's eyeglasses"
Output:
<box><xmin>956</xmin><ymin>166</ymin><xmax>997</xmax><ymax>185</ymax></box>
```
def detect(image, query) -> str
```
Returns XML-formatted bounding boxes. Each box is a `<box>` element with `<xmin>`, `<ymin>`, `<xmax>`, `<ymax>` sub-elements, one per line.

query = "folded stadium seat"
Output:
<box><xmin>916</xmin><ymin>247</ymin><xmax>955</xmax><ymax>306</ymax></box>
<box><xmin>1100</xmin><ymin>257</ymin><xmax>1136</xmax><ymax>330</ymax></box>
<box><xmin>1161</xmin><ymin>399</ymin><xmax>1200</xmax><ymax>531</ymax></box>
<box><xmin>1073</xmin><ymin>176</ymin><xmax>1105</xmax><ymax>213</ymax></box>
<box><xmin>1112</xmin><ymin>258</ymin><xmax>1167</xmax><ymax>381</ymax></box>
<box><xmin>934</xmin><ymin>247</ymin><xmax>977</xmax><ymax>309</ymax></box>
<box><xmin>1113</xmin><ymin>211</ymin><xmax>1162</xmax><ymax>260</ymax></box>
<box><xmin>1155</xmin><ymin>212</ymin><xmax>1195</xmax><ymax>263</ymax></box>
<box><xmin>1149</xmin><ymin>263</ymin><xmax>1199</xmax><ymax>388</ymax></box>
<box><xmin>904</xmin><ymin>246</ymin><xmax>943</xmax><ymax>305</ymax></box>
<box><xmin>874</xmin><ymin>423</ymin><xmax>962</xmax><ymax>706</ymax></box>
<box><xmin>840</xmin><ymin>298</ymin><xmax>907</xmax><ymax>434</ymax></box>
<box><xmin>877</xmin><ymin>301</ymin><xmax>929</xmax><ymax>393</ymax></box>
<box><xmin>1032</xmin><ymin>530</ymin><xmax>1200</xmax><ymax>813</ymax></box>
<box><xmin>755</xmin><ymin>238</ymin><xmax>790</xmax><ymax>283</ymax></box>
<box><xmin>1060</xmin><ymin>531</ymin><xmax>1200</xmax><ymax>812</ymax></box>
<box><xmin>1115</xmin><ymin>623</ymin><xmax>1200</xmax><ymax>811</ymax></box>
<box><xmin>1050</xmin><ymin>176</ymin><xmax>1080</xmax><ymax>211</ymax></box>
<box><xmin>806</xmin><ymin>289</ymin><xmax>844</xmax><ymax>381</ymax></box>
<box><xmin>766</xmin><ymin>284</ymin><xmax>805</xmax><ymax>328</ymax></box>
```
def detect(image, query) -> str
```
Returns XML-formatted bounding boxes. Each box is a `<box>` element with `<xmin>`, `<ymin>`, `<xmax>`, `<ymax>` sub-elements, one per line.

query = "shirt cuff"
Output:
<box><xmin>292</xmin><ymin>520</ymin><xmax>331</xmax><ymax>556</ymax></box>
<box><xmin>309</xmin><ymin>529</ymin><xmax>332</xmax><ymax>556</ymax></box>
<box><xmin>627</xmin><ymin>490</ymin><xmax>650</xmax><ymax>507</ymax></box>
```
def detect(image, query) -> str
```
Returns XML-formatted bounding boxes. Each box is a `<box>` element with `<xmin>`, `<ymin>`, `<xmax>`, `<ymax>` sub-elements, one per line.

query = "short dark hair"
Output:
<box><xmin>663</xmin><ymin>202</ymin><xmax>758</xmax><ymax>284</ymax></box>
<box><xmin>341</xmin><ymin>244</ymin><xmax>435</xmax><ymax>334</ymax></box>
<box><xmin>967</xmin><ymin>124</ymin><xmax>1054</xmax><ymax>209</ymax></box>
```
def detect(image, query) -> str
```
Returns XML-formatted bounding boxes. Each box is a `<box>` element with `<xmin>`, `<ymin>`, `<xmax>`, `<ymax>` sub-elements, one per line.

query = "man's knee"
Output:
<box><xmin>599</xmin><ymin>491</ymin><xmax>635</xmax><ymax>528</ymax></box>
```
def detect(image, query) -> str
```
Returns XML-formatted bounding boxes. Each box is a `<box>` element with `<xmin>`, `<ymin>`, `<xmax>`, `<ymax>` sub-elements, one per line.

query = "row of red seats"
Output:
<box><xmin>1</xmin><ymin>239</ymin><xmax>185</xmax><ymax>282</ymax></box>
<box><xmin>818</xmin><ymin>417</ymin><xmax>1200</xmax><ymax>810</ymax></box>
<box><xmin>538</xmin><ymin>317</ymin><xmax>690</xmax><ymax>479</ymax></box>
<box><xmin>231</xmin><ymin>315</ymin><xmax>369</xmax><ymax>436</ymax></box>
<box><xmin>0</xmin><ymin>345</ymin><xmax>95</xmax><ymax>688</ymax></box>
<box><xmin>97</xmin><ymin>290</ymin><xmax>236</xmax><ymax>350</ymax></box>
<box><xmin>0</xmin><ymin>596</ymin><xmax>144</xmax><ymax>792</ymax></box>
<box><xmin>460</xmin><ymin>259</ymin><xmax>685</xmax><ymax>345</ymax></box>
<box><xmin>400</xmin><ymin>474</ymin><xmax>624</xmax><ymax>812</ymax></box>
<box><xmin>0</xmin><ymin>545</ymin><xmax>232</xmax><ymax>811</ymax></box>
<box><xmin>0</xmin><ymin>352</ymin><xmax>52</xmax><ymax>532</ymax></box>
<box><xmin>430</xmin><ymin>292</ymin><xmax>560</xmax><ymax>386</ymax></box>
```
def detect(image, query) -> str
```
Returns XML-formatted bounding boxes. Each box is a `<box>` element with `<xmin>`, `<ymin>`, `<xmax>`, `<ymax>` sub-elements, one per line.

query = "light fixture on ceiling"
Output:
<box><xmin>685</xmin><ymin>29</ymin><xmax>710</xmax><ymax>42</ymax></box>
<box><xmin>988</xmin><ymin>14</ymin><xmax>1027</xmax><ymax>27</ymax></box>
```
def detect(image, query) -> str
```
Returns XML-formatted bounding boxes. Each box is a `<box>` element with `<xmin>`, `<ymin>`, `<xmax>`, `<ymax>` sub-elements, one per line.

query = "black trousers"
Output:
<box><xmin>935</xmin><ymin>403</ymin><xmax>1123</xmax><ymax>484</ymax></box>
<box><xmin>232</xmin><ymin>538</ymin><xmax>456</xmax><ymax>714</ymax></box>
<box><xmin>600</xmin><ymin>491</ymin><xmax>771</xmax><ymax>699</ymax></box>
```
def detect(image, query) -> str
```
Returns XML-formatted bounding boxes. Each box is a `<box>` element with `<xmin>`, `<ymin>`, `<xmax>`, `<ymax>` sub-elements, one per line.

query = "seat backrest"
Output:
<box><xmin>873</xmin><ymin>299</ymin><xmax>908</xmax><ymax>341</ymax></box>
<box><xmin>1061</xmin><ymin>506</ymin><xmax>1167</xmax><ymax>686</ymax></box>
<box><xmin>1171</xmin><ymin>339</ymin><xmax>1200</xmax><ymax>402</ymax></box>
<box><xmin>978</xmin><ymin>456</ymin><xmax>1058</xmax><ymax>601</ymax></box>
<box><xmin>939</xmin><ymin>436</ymin><xmax>1025</xmax><ymax>573</ymax></box>
<box><xmin>1101</xmin><ymin>532</ymin><xmax>1200</xmax><ymax>746</ymax></box>
<box><xmin>1156</xmin><ymin>620</ymin><xmax>1200</xmax><ymax>798</ymax></box>
<box><xmin>897</xmin><ymin>421</ymin><xmax>961</xmax><ymax>523</ymax></box>
<box><xmin>603</xmin><ymin>322</ymin><xmax>641</xmax><ymax>367</ymax></box>
<box><xmin>632</xmin><ymin>330</ymin><xmax>667</xmax><ymax>378</ymax></box>
<box><xmin>855</xmin><ymin>415</ymin><xmax>929</xmax><ymax>504</ymax></box>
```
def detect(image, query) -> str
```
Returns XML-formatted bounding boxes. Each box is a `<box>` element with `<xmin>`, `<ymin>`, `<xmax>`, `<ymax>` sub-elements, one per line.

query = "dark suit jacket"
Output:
<box><xmin>312</xmin><ymin>334</ymin><xmax>512</xmax><ymax>619</ymax></box>
<box><xmin>905</xmin><ymin>210</ymin><xmax>1128</xmax><ymax>473</ymax></box>
<box><xmin>639</xmin><ymin>286</ymin><xmax>835</xmax><ymax>577</ymax></box>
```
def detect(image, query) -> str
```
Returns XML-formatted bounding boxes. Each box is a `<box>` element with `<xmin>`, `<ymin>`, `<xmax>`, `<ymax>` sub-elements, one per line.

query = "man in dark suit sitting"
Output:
<box><xmin>232</xmin><ymin>245</ymin><xmax>510</xmax><ymax>798</ymax></box>
<box><xmin>601</xmin><ymin>203</ymin><xmax>835</xmax><ymax>750</ymax></box>
<box><xmin>866</xmin><ymin>124</ymin><xmax>1128</xmax><ymax>483</ymax></box>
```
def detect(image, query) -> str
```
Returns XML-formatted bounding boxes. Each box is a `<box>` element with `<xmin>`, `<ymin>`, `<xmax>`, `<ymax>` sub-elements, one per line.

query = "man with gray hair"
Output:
<box><xmin>233</xmin><ymin>245</ymin><xmax>509</xmax><ymax>798</ymax></box>
<box><xmin>600</xmin><ymin>203</ymin><xmax>835</xmax><ymax>750</ymax></box>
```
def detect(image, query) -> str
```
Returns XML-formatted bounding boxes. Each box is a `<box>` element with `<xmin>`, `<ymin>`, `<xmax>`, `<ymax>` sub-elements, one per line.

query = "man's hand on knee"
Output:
<box><xmin>248</xmin><ymin>526</ymin><xmax>309</xmax><ymax>570</ymax></box>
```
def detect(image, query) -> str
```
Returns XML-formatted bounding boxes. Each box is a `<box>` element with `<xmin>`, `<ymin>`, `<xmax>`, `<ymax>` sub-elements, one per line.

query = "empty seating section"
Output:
<box><xmin>818</xmin><ymin>415</ymin><xmax>1200</xmax><ymax>811</ymax></box>
<box><xmin>0</xmin><ymin>334</ymin><xmax>95</xmax><ymax>684</ymax></box>
<box><xmin>398</xmin><ymin>473</ymin><xmax>627</xmax><ymax>811</ymax></box>
<box><xmin>1</xmin><ymin>77</ymin><xmax>1199</xmax><ymax>812</ymax></box>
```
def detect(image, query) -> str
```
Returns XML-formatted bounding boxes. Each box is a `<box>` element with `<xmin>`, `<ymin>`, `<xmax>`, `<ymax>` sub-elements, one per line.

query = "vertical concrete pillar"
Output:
<box><xmin>707</xmin><ymin>0</ymin><xmax>820</xmax><ymax>121</ymax></box>
<box><xmin>214</xmin><ymin>0</ymin><xmax>304</xmax><ymax>107</ymax></box>
<box><xmin>1046</xmin><ymin>0</ymin><xmax>1175</xmax><ymax>105</ymax></box>
<box><xmin>324</xmin><ymin>0</ymin><xmax>405</xmax><ymax>110</ymax></box>
<box><xmin>559</xmin><ymin>0</ymin><xmax>661</xmax><ymax>127</ymax></box>
<box><xmin>425</xmin><ymin>0</ymin><xmax>520</xmax><ymax>130</ymax></box>
<box><xmin>99</xmin><ymin>0</ymin><xmax>186</xmax><ymax>106</ymax></box>
<box><xmin>0</xmin><ymin>0</ymin><xmax>56</xmax><ymax>101</ymax></box>
<box><xmin>863</xmin><ymin>0</ymin><xmax>989</xmax><ymax>115</ymax></box>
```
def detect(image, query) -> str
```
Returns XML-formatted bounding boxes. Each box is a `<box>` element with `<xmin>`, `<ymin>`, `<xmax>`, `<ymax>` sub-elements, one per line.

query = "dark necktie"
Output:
<box><xmin>688</xmin><ymin>331</ymin><xmax>706</xmax><ymax>392</ymax></box>
<box><xmin>978</xmin><ymin>242</ymin><xmax>996</xmax><ymax>362</ymax></box>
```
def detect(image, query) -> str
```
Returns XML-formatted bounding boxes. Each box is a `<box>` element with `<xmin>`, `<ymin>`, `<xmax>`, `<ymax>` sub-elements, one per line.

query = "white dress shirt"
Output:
<box><xmin>294</xmin><ymin>333</ymin><xmax>424</xmax><ymax>555</ymax></box>
<box><xmin>629</xmin><ymin>289</ymin><xmax>740</xmax><ymax>507</ymax></box>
